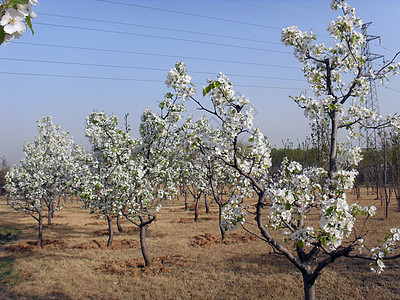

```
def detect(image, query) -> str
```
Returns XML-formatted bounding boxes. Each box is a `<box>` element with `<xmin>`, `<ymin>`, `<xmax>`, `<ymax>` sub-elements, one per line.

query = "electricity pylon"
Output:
<box><xmin>359</xmin><ymin>22</ymin><xmax>384</xmax><ymax>150</ymax></box>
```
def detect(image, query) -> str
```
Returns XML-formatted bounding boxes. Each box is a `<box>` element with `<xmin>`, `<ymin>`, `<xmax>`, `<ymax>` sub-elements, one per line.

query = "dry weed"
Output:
<box><xmin>0</xmin><ymin>190</ymin><xmax>399</xmax><ymax>299</ymax></box>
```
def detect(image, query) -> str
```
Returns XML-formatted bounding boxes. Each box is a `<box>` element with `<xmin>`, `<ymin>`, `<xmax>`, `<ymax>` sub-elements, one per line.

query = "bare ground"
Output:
<box><xmin>0</xmin><ymin>189</ymin><xmax>399</xmax><ymax>299</ymax></box>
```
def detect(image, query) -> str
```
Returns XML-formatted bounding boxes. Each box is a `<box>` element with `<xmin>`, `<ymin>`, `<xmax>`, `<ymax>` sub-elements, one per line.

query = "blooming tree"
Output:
<box><xmin>0</xmin><ymin>156</ymin><xmax>10</xmax><ymax>196</ymax></box>
<box><xmin>78</xmin><ymin>108</ymin><xmax>181</xmax><ymax>266</ymax></box>
<box><xmin>0</xmin><ymin>0</ymin><xmax>38</xmax><ymax>45</ymax></box>
<box><xmin>177</xmin><ymin>118</ymin><xmax>210</xmax><ymax>222</ymax></box>
<box><xmin>179</xmin><ymin>116</ymin><xmax>251</xmax><ymax>239</ymax></box>
<box><xmin>120</xmin><ymin>107</ymin><xmax>181</xmax><ymax>267</ymax></box>
<box><xmin>5</xmin><ymin>116</ymin><xmax>75</xmax><ymax>245</ymax></box>
<box><xmin>77</xmin><ymin>111</ymin><xmax>136</xmax><ymax>247</ymax></box>
<box><xmin>163</xmin><ymin>1</ymin><xmax>400</xmax><ymax>298</ymax></box>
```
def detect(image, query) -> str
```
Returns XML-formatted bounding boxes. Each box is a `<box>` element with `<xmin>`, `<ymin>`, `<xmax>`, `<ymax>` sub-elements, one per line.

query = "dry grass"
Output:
<box><xmin>0</xmin><ymin>189</ymin><xmax>399</xmax><ymax>299</ymax></box>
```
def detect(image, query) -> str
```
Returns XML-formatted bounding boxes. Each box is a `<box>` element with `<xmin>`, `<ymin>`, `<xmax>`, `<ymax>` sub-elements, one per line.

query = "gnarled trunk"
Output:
<box><xmin>139</xmin><ymin>221</ymin><xmax>152</xmax><ymax>267</ymax></box>
<box><xmin>106</xmin><ymin>214</ymin><xmax>113</xmax><ymax>247</ymax></box>
<box><xmin>37</xmin><ymin>212</ymin><xmax>43</xmax><ymax>246</ymax></box>
<box><xmin>194</xmin><ymin>196</ymin><xmax>200</xmax><ymax>222</ymax></box>
<box><xmin>328</xmin><ymin>110</ymin><xmax>338</xmax><ymax>179</ymax></box>
<box><xmin>218</xmin><ymin>203</ymin><xmax>226</xmax><ymax>241</ymax></box>
<box><xmin>116</xmin><ymin>215</ymin><xmax>123</xmax><ymax>232</ymax></box>
<box><xmin>47</xmin><ymin>202</ymin><xmax>53</xmax><ymax>225</ymax></box>
<box><xmin>204</xmin><ymin>194</ymin><xmax>209</xmax><ymax>214</ymax></box>
<box><xmin>184</xmin><ymin>191</ymin><xmax>188</xmax><ymax>210</ymax></box>
<box><xmin>302</xmin><ymin>272</ymin><xmax>316</xmax><ymax>300</ymax></box>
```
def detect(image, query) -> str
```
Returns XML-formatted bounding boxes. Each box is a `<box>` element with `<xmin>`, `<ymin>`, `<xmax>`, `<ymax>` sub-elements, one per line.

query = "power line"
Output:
<box><xmin>0</xmin><ymin>57</ymin><xmax>304</xmax><ymax>82</ymax></box>
<box><xmin>14</xmin><ymin>41</ymin><xmax>299</xmax><ymax>69</ymax></box>
<box><xmin>96</xmin><ymin>0</ymin><xmax>282</xmax><ymax>30</ymax></box>
<box><xmin>227</xmin><ymin>0</ymin><xmax>327</xmax><ymax>23</ymax></box>
<box><xmin>0</xmin><ymin>71</ymin><xmax>307</xmax><ymax>90</ymax></box>
<box><xmin>35</xmin><ymin>22</ymin><xmax>290</xmax><ymax>55</ymax></box>
<box><xmin>380</xmin><ymin>99</ymin><xmax>400</xmax><ymax>109</ymax></box>
<box><xmin>39</xmin><ymin>13</ymin><xmax>281</xmax><ymax>46</ymax></box>
<box><xmin>385</xmin><ymin>86</ymin><xmax>400</xmax><ymax>95</ymax></box>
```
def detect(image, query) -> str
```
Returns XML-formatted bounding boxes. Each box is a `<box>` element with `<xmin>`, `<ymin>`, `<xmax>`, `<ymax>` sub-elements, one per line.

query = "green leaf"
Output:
<box><xmin>329</xmin><ymin>235</ymin><xmax>335</xmax><ymax>245</ymax></box>
<box><xmin>297</xmin><ymin>240</ymin><xmax>304</xmax><ymax>248</ymax></box>
<box><xmin>285</xmin><ymin>202</ymin><xmax>291</xmax><ymax>210</ymax></box>
<box><xmin>11</xmin><ymin>0</ymin><xmax>29</xmax><ymax>4</ymax></box>
<box><xmin>328</xmin><ymin>104</ymin><xmax>335</xmax><ymax>111</ymax></box>
<box><xmin>321</xmin><ymin>236</ymin><xmax>326</xmax><ymax>246</ymax></box>
<box><xmin>0</xmin><ymin>26</ymin><xmax>5</xmax><ymax>46</ymax></box>
<box><xmin>326</xmin><ymin>207</ymin><xmax>334</xmax><ymax>215</ymax></box>
<box><xmin>213</xmin><ymin>81</ymin><xmax>222</xmax><ymax>89</ymax></box>
<box><xmin>203</xmin><ymin>84</ymin><xmax>212</xmax><ymax>97</ymax></box>
<box><xmin>383</xmin><ymin>234</ymin><xmax>390</xmax><ymax>243</ymax></box>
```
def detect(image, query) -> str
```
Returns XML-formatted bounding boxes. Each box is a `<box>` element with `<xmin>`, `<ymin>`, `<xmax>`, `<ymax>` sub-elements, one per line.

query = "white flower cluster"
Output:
<box><xmin>388</xmin><ymin>115</ymin><xmax>400</xmax><ymax>133</ymax></box>
<box><xmin>6</xmin><ymin>116</ymin><xmax>75</xmax><ymax>217</ymax></box>
<box><xmin>240</xmin><ymin>128</ymin><xmax>272</xmax><ymax>177</ymax></box>
<box><xmin>0</xmin><ymin>0</ymin><xmax>38</xmax><ymax>45</ymax></box>
<box><xmin>166</xmin><ymin>62</ymin><xmax>272</xmax><ymax>185</ymax></box>
<box><xmin>221</xmin><ymin>195</ymin><xmax>247</xmax><ymax>231</ymax></box>
<box><xmin>327</xmin><ymin>7</ymin><xmax>363</xmax><ymax>43</ymax></box>
<box><xmin>284</xmin><ymin>227</ymin><xmax>315</xmax><ymax>247</ymax></box>
<box><xmin>320</xmin><ymin>197</ymin><xmax>376</xmax><ymax>250</ymax></box>
<box><xmin>269</xmin><ymin>188</ymin><xmax>296</xmax><ymax>229</ymax></box>
<box><xmin>370</xmin><ymin>228</ymin><xmax>400</xmax><ymax>274</ymax></box>
<box><xmin>330</xmin><ymin>0</ymin><xmax>348</xmax><ymax>11</ymax></box>
<box><xmin>320</xmin><ymin>195</ymin><xmax>356</xmax><ymax>249</ymax></box>
<box><xmin>165</xmin><ymin>61</ymin><xmax>195</xmax><ymax>99</ymax></box>
<box><xmin>327</xmin><ymin>169</ymin><xmax>358</xmax><ymax>191</ymax></box>
<box><xmin>268</xmin><ymin>159</ymin><xmax>322</xmax><ymax>237</ymax></box>
<box><xmin>291</xmin><ymin>94</ymin><xmax>343</xmax><ymax>122</ymax></box>
<box><xmin>79</xmin><ymin>110</ymin><xmax>181</xmax><ymax>221</ymax></box>
<box><xmin>264</xmin><ymin>154</ymin><xmax>379</xmax><ymax>252</ymax></box>
<box><xmin>280</xmin><ymin>0</ymin><xmax>396</xmax><ymax>143</ymax></box>
<box><xmin>336</xmin><ymin>143</ymin><xmax>363</xmax><ymax>168</ymax></box>
<box><xmin>205</xmin><ymin>72</ymin><xmax>254</xmax><ymax>136</ymax></box>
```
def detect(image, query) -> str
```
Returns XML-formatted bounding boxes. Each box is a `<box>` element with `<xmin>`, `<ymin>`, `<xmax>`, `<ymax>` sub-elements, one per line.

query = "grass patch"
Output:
<box><xmin>0</xmin><ymin>193</ymin><xmax>399</xmax><ymax>299</ymax></box>
<box><xmin>0</xmin><ymin>226</ymin><xmax>21</xmax><ymax>244</ymax></box>
<box><xmin>0</xmin><ymin>260</ymin><xmax>21</xmax><ymax>287</ymax></box>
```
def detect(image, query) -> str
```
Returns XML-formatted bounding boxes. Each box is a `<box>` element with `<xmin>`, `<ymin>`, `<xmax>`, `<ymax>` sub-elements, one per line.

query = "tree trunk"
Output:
<box><xmin>204</xmin><ymin>194</ymin><xmax>209</xmax><ymax>214</ymax></box>
<box><xmin>47</xmin><ymin>203</ymin><xmax>52</xmax><ymax>226</ymax></box>
<box><xmin>218</xmin><ymin>203</ymin><xmax>226</xmax><ymax>241</ymax></box>
<box><xmin>106</xmin><ymin>214</ymin><xmax>113</xmax><ymax>247</ymax></box>
<box><xmin>117</xmin><ymin>215</ymin><xmax>123</xmax><ymax>233</ymax></box>
<box><xmin>194</xmin><ymin>196</ymin><xmax>200</xmax><ymax>222</ymax></box>
<box><xmin>51</xmin><ymin>201</ymin><xmax>54</xmax><ymax>218</ymax></box>
<box><xmin>139</xmin><ymin>223</ymin><xmax>152</xmax><ymax>267</ymax></box>
<box><xmin>184</xmin><ymin>192</ymin><xmax>188</xmax><ymax>211</ymax></box>
<box><xmin>302</xmin><ymin>272</ymin><xmax>316</xmax><ymax>300</ymax></box>
<box><xmin>328</xmin><ymin>110</ymin><xmax>338</xmax><ymax>179</ymax></box>
<box><xmin>38</xmin><ymin>212</ymin><xmax>43</xmax><ymax>246</ymax></box>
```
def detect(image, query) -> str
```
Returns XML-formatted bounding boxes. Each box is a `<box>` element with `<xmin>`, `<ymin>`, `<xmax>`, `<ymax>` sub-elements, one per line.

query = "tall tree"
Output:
<box><xmin>163</xmin><ymin>1</ymin><xmax>400</xmax><ymax>298</ymax></box>
<box><xmin>78</xmin><ymin>112</ymin><xmax>135</xmax><ymax>247</ymax></box>
<box><xmin>6</xmin><ymin>116</ymin><xmax>75</xmax><ymax>245</ymax></box>
<box><xmin>0</xmin><ymin>156</ymin><xmax>10</xmax><ymax>196</ymax></box>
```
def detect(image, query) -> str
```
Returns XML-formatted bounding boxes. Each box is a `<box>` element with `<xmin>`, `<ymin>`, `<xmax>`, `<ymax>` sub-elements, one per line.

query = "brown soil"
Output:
<box><xmin>171</xmin><ymin>216</ymin><xmax>215</xmax><ymax>223</ymax></box>
<box><xmin>89</xmin><ymin>226</ymin><xmax>140</xmax><ymax>236</ymax></box>
<box><xmin>101</xmin><ymin>255</ymin><xmax>190</xmax><ymax>276</ymax></box>
<box><xmin>5</xmin><ymin>239</ymin><xmax>67</xmax><ymax>252</ymax></box>
<box><xmin>187</xmin><ymin>203</ymin><xmax>205</xmax><ymax>211</ymax></box>
<box><xmin>0</xmin><ymin>189</ymin><xmax>399</xmax><ymax>299</ymax></box>
<box><xmin>73</xmin><ymin>238</ymin><xmax>138</xmax><ymax>249</ymax></box>
<box><xmin>190</xmin><ymin>232</ymin><xmax>257</xmax><ymax>246</ymax></box>
<box><xmin>84</xmin><ymin>221</ymin><xmax>105</xmax><ymax>226</ymax></box>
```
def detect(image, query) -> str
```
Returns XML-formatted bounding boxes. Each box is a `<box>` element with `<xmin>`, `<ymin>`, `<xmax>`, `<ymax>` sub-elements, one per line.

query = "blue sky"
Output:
<box><xmin>1</xmin><ymin>0</ymin><xmax>400</xmax><ymax>165</ymax></box>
